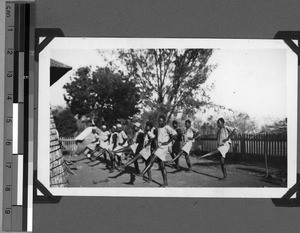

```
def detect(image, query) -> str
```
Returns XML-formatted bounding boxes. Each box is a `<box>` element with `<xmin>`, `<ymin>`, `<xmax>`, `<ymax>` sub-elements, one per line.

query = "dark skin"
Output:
<box><xmin>196</xmin><ymin>120</ymin><xmax>236</xmax><ymax>180</ymax></box>
<box><xmin>117</xmin><ymin>125</ymin><xmax>153</xmax><ymax>180</ymax></box>
<box><xmin>114</xmin><ymin>125</ymin><xmax>143</xmax><ymax>173</ymax></box>
<box><xmin>91</xmin><ymin>126</ymin><xmax>109</xmax><ymax>164</ymax></box>
<box><xmin>136</xmin><ymin>117</ymin><xmax>176</xmax><ymax>187</ymax></box>
<box><xmin>84</xmin><ymin>130</ymin><xmax>100</xmax><ymax>157</ymax></box>
<box><xmin>117</xmin><ymin>127</ymin><xmax>128</xmax><ymax>147</ymax></box>
<box><xmin>170</xmin><ymin>122</ymin><xmax>182</xmax><ymax>169</ymax></box>
<box><xmin>101</xmin><ymin>127</ymin><xmax>110</xmax><ymax>164</ymax></box>
<box><xmin>108</xmin><ymin>128</ymin><xmax>119</xmax><ymax>172</ymax></box>
<box><xmin>111</xmin><ymin>126</ymin><xmax>128</xmax><ymax>168</ymax></box>
<box><xmin>167</xmin><ymin>121</ymin><xmax>200</xmax><ymax>171</ymax></box>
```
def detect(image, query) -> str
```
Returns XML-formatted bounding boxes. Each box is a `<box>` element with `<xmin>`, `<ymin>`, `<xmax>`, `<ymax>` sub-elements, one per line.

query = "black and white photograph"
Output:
<box><xmin>38</xmin><ymin>38</ymin><xmax>297</xmax><ymax>197</ymax></box>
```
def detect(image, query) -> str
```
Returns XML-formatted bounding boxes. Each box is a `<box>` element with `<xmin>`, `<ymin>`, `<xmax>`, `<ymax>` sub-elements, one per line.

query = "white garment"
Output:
<box><xmin>155</xmin><ymin>125</ymin><xmax>177</xmax><ymax>161</ymax></box>
<box><xmin>108</xmin><ymin>132</ymin><xmax>118</xmax><ymax>151</ymax></box>
<box><xmin>217</xmin><ymin>142</ymin><xmax>230</xmax><ymax>158</ymax></box>
<box><xmin>138</xmin><ymin>130</ymin><xmax>153</xmax><ymax>160</ymax></box>
<box><xmin>157</xmin><ymin>125</ymin><xmax>176</xmax><ymax>146</ymax></box>
<box><xmin>117</xmin><ymin>130</ymin><xmax>128</xmax><ymax>147</ymax></box>
<box><xmin>217</xmin><ymin>126</ymin><xmax>233</xmax><ymax>146</ymax></box>
<box><xmin>217</xmin><ymin>126</ymin><xmax>234</xmax><ymax>157</ymax></box>
<box><xmin>100</xmin><ymin>130</ymin><xmax>110</xmax><ymax>150</ymax></box>
<box><xmin>182</xmin><ymin>127</ymin><xmax>197</xmax><ymax>154</ymax></box>
<box><xmin>140</xmin><ymin>146</ymin><xmax>151</xmax><ymax>160</ymax></box>
<box><xmin>132</xmin><ymin>129</ymin><xmax>144</xmax><ymax>142</ymax></box>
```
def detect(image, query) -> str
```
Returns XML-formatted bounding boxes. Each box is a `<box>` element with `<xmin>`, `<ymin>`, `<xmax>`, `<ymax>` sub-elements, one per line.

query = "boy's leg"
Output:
<box><xmin>139</xmin><ymin>154</ymin><xmax>157</xmax><ymax>176</ymax></box>
<box><xmin>118</xmin><ymin>154</ymin><xmax>141</xmax><ymax>174</ymax></box>
<box><xmin>113</xmin><ymin>146</ymin><xmax>131</xmax><ymax>154</ymax></box>
<box><xmin>116</xmin><ymin>155</ymin><xmax>122</xmax><ymax>166</ymax></box>
<box><xmin>103</xmin><ymin>151</ymin><xmax>107</xmax><ymax>162</ymax></box>
<box><xmin>144</xmin><ymin>157</ymin><xmax>152</xmax><ymax>181</ymax></box>
<box><xmin>196</xmin><ymin>149</ymin><xmax>220</xmax><ymax>160</ymax></box>
<box><xmin>103</xmin><ymin>151</ymin><xmax>110</xmax><ymax>168</ymax></box>
<box><xmin>90</xmin><ymin>146</ymin><xmax>102</xmax><ymax>160</ymax></box>
<box><xmin>184</xmin><ymin>152</ymin><xmax>192</xmax><ymax>172</ymax></box>
<box><xmin>119</xmin><ymin>154</ymin><xmax>142</xmax><ymax>170</ymax></box>
<box><xmin>170</xmin><ymin>152</ymin><xmax>180</xmax><ymax>169</ymax></box>
<box><xmin>220</xmin><ymin>156</ymin><xmax>227</xmax><ymax>180</ymax></box>
<box><xmin>82</xmin><ymin>147</ymin><xmax>89</xmax><ymax>155</ymax></box>
<box><xmin>108</xmin><ymin>152</ymin><xmax>116</xmax><ymax>172</ymax></box>
<box><xmin>158</xmin><ymin>159</ymin><xmax>168</xmax><ymax>187</ymax></box>
<box><xmin>133</xmin><ymin>160</ymin><xmax>140</xmax><ymax>174</ymax></box>
<box><xmin>168</xmin><ymin>150</ymin><xmax>184</xmax><ymax>163</ymax></box>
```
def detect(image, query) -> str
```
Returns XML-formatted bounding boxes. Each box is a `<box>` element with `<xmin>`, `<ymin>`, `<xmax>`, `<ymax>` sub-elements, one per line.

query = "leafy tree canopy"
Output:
<box><xmin>63</xmin><ymin>67</ymin><xmax>140</xmax><ymax>126</ymax></box>
<box><xmin>113</xmin><ymin>49</ymin><xmax>216</xmax><ymax>122</ymax></box>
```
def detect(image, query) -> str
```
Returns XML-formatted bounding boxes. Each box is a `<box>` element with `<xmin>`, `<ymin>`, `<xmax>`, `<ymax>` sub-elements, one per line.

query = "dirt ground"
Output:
<box><xmin>64</xmin><ymin>152</ymin><xmax>287</xmax><ymax>188</ymax></box>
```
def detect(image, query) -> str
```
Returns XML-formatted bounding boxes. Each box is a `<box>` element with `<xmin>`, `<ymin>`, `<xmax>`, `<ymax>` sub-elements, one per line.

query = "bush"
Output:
<box><xmin>53</xmin><ymin>108</ymin><xmax>78</xmax><ymax>137</ymax></box>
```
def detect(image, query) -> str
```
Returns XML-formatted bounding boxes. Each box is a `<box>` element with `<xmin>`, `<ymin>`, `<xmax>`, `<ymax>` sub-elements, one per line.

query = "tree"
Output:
<box><xmin>63</xmin><ymin>67</ymin><xmax>140</xmax><ymax>126</ymax></box>
<box><xmin>260</xmin><ymin>118</ymin><xmax>287</xmax><ymax>134</ymax></box>
<box><xmin>193</xmin><ymin>111</ymin><xmax>259</xmax><ymax>136</ymax></box>
<box><xmin>52</xmin><ymin>108</ymin><xmax>78</xmax><ymax>137</ymax></box>
<box><xmin>116</xmin><ymin>49</ymin><xmax>216</xmax><ymax>122</ymax></box>
<box><xmin>225</xmin><ymin>112</ymin><xmax>258</xmax><ymax>134</ymax></box>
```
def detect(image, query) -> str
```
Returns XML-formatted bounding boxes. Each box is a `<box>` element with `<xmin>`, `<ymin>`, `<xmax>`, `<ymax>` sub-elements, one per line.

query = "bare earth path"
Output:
<box><xmin>65</xmin><ymin>154</ymin><xmax>286</xmax><ymax>188</ymax></box>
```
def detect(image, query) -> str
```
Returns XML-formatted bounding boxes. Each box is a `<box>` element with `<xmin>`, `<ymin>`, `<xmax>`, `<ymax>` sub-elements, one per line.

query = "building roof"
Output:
<box><xmin>50</xmin><ymin>59</ymin><xmax>72</xmax><ymax>86</ymax></box>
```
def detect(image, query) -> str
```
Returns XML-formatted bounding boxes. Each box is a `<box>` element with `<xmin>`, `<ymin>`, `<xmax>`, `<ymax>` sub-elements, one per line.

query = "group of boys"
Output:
<box><xmin>85</xmin><ymin>116</ymin><xmax>236</xmax><ymax>187</ymax></box>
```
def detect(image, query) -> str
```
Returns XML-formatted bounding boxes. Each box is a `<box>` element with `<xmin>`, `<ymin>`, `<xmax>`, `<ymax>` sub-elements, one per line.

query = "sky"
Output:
<box><xmin>50</xmin><ymin>47</ymin><xmax>287</xmax><ymax>122</ymax></box>
<box><xmin>207</xmin><ymin>48</ymin><xmax>286</xmax><ymax>119</ymax></box>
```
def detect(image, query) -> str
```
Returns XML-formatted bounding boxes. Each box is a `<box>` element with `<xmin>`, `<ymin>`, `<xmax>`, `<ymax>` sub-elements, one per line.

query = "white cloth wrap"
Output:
<box><xmin>182</xmin><ymin>141</ymin><xmax>193</xmax><ymax>154</ymax></box>
<box><xmin>217</xmin><ymin>142</ymin><xmax>230</xmax><ymax>158</ymax></box>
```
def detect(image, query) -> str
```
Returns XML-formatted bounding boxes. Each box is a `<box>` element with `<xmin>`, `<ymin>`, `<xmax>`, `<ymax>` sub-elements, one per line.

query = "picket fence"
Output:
<box><xmin>59</xmin><ymin>137</ymin><xmax>77</xmax><ymax>152</ymax></box>
<box><xmin>59</xmin><ymin>133</ymin><xmax>287</xmax><ymax>157</ymax></box>
<box><xmin>196</xmin><ymin>133</ymin><xmax>287</xmax><ymax>157</ymax></box>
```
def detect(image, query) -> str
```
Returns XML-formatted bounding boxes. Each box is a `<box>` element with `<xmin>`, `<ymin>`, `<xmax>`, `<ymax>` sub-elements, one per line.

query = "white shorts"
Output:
<box><xmin>87</xmin><ymin>142</ymin><xmax>99</xmax><ymax>151</ymax></box>
<box><xmin>113</xmin><ymin>145</ymin><xmax>123</xmax><ymax>157</ymax></box>
<box><xmin>113</xmin><ymin>142</ymin><xmax>128</xmax><ymax>157</ymax></box>
<box><xmin>106</xmin><ymin>144</ymin><xmax>113</xmax><ymax>151</ymax></box>
<box><xmin>139</xmin><ymin>146</ymin><xmax>151</xmax><ymax>160</ymax></box>
<box><xmin>154</xmin><ymin>146</ymin><xmax>169</xmax><ymax>161</ymax></box>
<box><xmin>130</xmin><ymin>143</ymin><xmax>138</xmax><ymax>154</ymax></box>
<box><xmin>182</xmin><ymin>141</ymin><xmax>193</xmax><ymax>154</ymax></box>
<box><xmin>100</xmin><ymin>142</ymin><xmax>110</xmax><ymax>150</ymax></box>
<box><xmin>217</xmin><ymin>142</ymin><xmax>230</xmax><ymax>158</ymax></box>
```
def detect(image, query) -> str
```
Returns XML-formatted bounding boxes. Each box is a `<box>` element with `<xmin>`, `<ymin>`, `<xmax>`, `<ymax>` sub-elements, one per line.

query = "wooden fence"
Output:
<box><xmin>196</xmin><ymin>133</ymin><xmax>287</xmax><ymax>157</ymax></box>
<box><xmin>59</xmin><ymin>133</ymin><xmax>287</xmax><ymax>158</ymax></box>
<box><xmin>59</xmin><ymin>137</ymin><xmax>77</xmax><ymax>152</ymax></box>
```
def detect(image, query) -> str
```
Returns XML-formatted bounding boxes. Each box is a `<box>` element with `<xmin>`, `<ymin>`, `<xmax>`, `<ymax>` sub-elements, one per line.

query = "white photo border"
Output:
<box><xmin>38</xmin><ymin>38</ymin><xmax>298</xmax><ymax>197</ymax></box>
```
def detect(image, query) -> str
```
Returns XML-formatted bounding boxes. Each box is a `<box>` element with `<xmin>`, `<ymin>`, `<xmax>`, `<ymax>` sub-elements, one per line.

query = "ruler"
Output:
<box><xmin>3</xmin><ymin>2</ymin><xmax>35</xmax><ymax>232</ymax></box>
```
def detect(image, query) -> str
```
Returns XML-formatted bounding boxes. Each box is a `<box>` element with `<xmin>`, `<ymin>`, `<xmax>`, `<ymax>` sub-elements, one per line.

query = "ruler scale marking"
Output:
<box><xmin>4</xmin><ymin>2</ymin><xmax>35</xmax><ymax>232</ymax></box>
<box><xmin>3</xmin><ymin>2</ymin><xmax>15</xmax><ymax>231</ymax></box>
<box><xmin>13</xmin><ymin>3</ymin><xmax>19</xmax><ymax>103</ymax></box>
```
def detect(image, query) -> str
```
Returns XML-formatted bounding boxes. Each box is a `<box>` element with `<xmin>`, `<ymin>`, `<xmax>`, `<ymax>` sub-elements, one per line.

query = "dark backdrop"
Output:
<box><xmin>32</xmin><ymin>0</ymin><xmax>300</xmax><ymax>232</ymax></box>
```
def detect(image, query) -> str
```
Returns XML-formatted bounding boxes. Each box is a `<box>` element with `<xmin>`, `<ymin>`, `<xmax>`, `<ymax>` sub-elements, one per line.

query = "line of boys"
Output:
<box><xmin>87</xmin><ymin>116</ymin><xmax>236</xmax><ymax>187</ymax></box>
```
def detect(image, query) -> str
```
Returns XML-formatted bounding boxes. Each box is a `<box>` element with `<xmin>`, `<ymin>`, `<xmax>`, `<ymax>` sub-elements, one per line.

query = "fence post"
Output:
<box><xmin>264</xmin><ymin>133</ymin><xmax>269</xmax><ymax>177</ymax></box>
<box><xmin>240</xmin><ymin>134</ymin><xmax>246</xmax><ymax>157</ymax></box>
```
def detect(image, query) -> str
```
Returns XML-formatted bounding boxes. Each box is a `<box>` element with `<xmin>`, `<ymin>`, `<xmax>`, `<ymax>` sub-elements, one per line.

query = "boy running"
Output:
<box><xmin>118</xmin><ymin>121</ymin><xmax>157</xmax><ymax>180</ymax></box>
<box><xmin>167</xmin><ymin>119</ymin><xmax>200</xmax><ymax>172</ymax></box>
<box><xmin>114</xmin><ymin>122</ymin><xmax>145</xmax><ymax>173</ymax></box>
<box><xmin>112</xmin><ymin>123</ymin><xmax>128</xmax><ymax>166</ymax></box>
<box><xmin>135</xmin><ymin>115</ymin><xmax>177</xmax><ymax>187</ymax></box>
<box><xmin>196</xmin><ymin>118</ymin><xmax>236</xmax><ymax>180</ymax></box>
<box><xmin>85</xmin><ymin>128</ymin><xmax>101</xmax><ymax>158</ymax></box>
<box><xmin>170</xmin><ymin>120</ymin><xmax>184</xmax><ymax>170</ymax></box>
<box><xmin>107</xmin><ymin>125</ymin><xmax>119</xmax><ymax>172</ymax></box>
<box><xmin>90</xmin><ymin>125</ymin><xmax>110</xmax><ymax>165</ymax></box>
